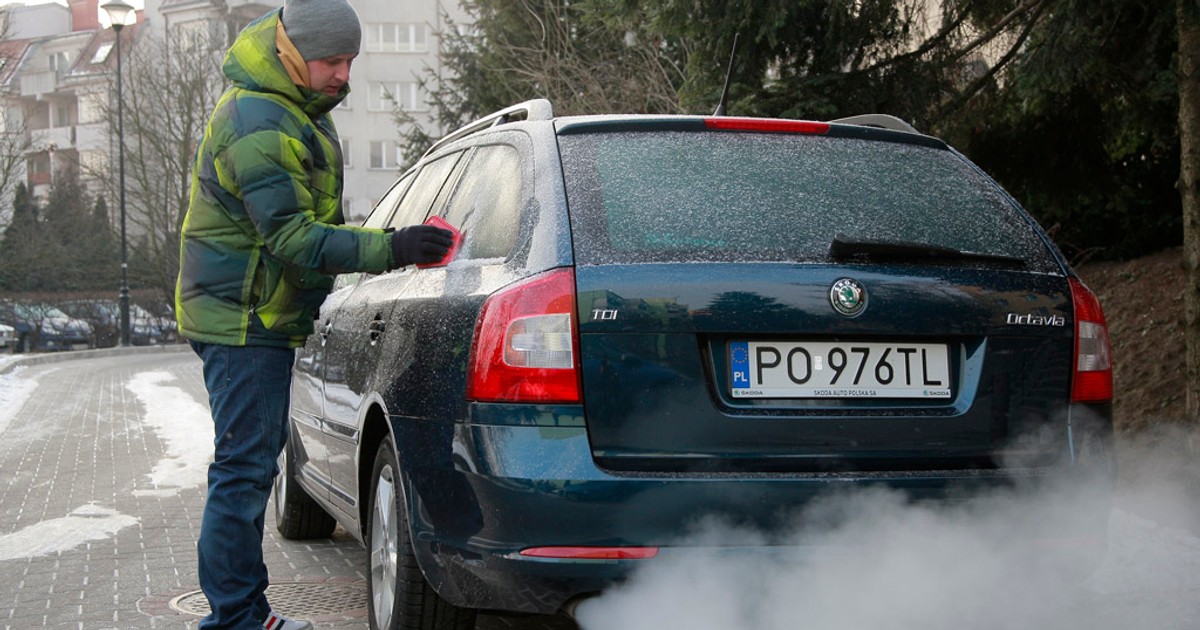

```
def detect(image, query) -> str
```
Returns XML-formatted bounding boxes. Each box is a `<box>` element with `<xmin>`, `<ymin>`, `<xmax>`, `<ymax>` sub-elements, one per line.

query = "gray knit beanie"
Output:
<box><xmin>281</xmin><ymin>0</ymin><xmax>362</xmax><ymax>61</ymax></box>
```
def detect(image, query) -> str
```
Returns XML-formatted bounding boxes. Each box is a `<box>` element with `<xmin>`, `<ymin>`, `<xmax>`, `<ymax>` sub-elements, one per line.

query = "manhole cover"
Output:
<box><xmin>169</xmin><ymin>581</ymin><xmax>367</xmax><ymax>617</ymax></box>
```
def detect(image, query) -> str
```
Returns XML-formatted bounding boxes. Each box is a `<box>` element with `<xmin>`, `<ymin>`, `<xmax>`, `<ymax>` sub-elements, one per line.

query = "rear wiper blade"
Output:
<box><xmin>829</xmin><ymin>233</ymin><xmax>1025</xmax><ymax>265</ymax></box>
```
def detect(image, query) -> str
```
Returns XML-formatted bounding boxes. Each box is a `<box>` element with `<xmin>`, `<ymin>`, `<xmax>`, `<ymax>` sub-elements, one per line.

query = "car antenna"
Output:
<box><xmin>713</xmin><ymin>32</ymin><xmax>740</xmax><ymax>116</ymax></box>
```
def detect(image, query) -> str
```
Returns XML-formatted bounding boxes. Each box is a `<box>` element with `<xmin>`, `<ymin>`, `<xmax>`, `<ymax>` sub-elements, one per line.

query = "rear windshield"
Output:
<box><xmin>560</xmin><ymin>131</ymin><xmax>1059</xmax><ymax>272</ymax></box>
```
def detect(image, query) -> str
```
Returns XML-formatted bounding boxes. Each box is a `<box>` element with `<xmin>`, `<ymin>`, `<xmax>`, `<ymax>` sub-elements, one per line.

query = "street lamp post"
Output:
<box><xmin>102</xmin><ymin>1</ymin><xmax>134</xmax><ymax>347</ymax></box>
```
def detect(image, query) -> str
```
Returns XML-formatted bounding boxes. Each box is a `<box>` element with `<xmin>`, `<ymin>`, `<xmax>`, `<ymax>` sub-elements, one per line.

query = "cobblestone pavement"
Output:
<box><xmin>0</xmin><ymin>350</ymin><xmax>579</xmax><ymax>630</ymax></box>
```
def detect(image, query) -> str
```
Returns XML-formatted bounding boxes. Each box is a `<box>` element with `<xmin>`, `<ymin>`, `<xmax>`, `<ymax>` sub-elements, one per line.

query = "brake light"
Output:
<box><xmin>1069</xmin><ymin>278</ymin><xmax>1112</xmax><ymax>403</ymax></box>
<box><xmin>519</xmin><ymin>546</ymin><xmax>659</xmax><ymax>560</ymax></box>
<box><xmin>704</xmin><ymin>117</ymin><xmax>830</xmax><ymax>135</ymax></box>
<box><xmin>467</xmin><ymin>268</ymin><xmax>581</xmax><ymax>403</ymax></box>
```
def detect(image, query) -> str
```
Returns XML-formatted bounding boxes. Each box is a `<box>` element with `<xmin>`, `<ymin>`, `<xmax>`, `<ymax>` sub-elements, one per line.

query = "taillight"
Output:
<box><xmin>467</xmin><ymin>268</ymin><xmax>581</xmax><ymax>403</ymax></box>
<box><xmin>704</xmin><ymin>117</ymin><xmax>831</xmax><ymax>135</ymax></box>
<box><xmin>1069</xmin><ymin>278</ymin><xmax>1112</xmax><ymax>403</ymax></box>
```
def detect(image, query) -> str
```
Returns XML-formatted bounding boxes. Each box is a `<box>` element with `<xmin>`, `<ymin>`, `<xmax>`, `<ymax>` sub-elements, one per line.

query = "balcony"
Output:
<box><xmin>30</xmin><ymin>125</ymin><xmax>77</xmax><ymax>151</ymax></box>
<box><xmin>20</xmin><ymin>70</ymin><xmax>59</xmax><ymax>97</ymax></box>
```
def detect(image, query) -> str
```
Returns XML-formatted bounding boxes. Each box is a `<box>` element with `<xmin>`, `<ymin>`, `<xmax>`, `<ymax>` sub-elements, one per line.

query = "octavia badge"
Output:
<box><xmin>830</xmin><ymin>278</ymin><xmax>867</xmax><ymax>317</ymax></box>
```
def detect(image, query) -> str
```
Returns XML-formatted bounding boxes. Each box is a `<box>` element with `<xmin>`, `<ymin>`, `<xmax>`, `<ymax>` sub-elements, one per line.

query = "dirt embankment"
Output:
<box><xmin>1077</xmin><ymin>247</ymin><xmax>1188</xmax><ymax>434</ymax></box>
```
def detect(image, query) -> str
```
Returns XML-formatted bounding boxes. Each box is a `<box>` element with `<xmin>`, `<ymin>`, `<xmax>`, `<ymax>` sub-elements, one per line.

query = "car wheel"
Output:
<box><xmin>368</xmin><ymin>440</ymin><xmax>477</xmax><ymax>630</ymax></box>
<box><xmin>273</xmin><ymin>439</ymin><xmax>337</xmax><ymax>540</ymax></box>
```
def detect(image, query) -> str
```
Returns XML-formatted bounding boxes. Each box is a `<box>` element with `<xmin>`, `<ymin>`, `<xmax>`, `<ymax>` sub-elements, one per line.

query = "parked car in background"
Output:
<box><xmin>0</xmin><ymin>323</ymin><xmax>16</xmax><ymax>352</ymax></box>
<box><xmin>272</xmin><ymin>100</ymin><xmax>1115</xmax><ymax>630</ymax></box>
<box><xmin>0</xmin><ymin>302</ymin><xmax>94</xmax><ymax>352</ymax></box>
<box><xmin>59</xmin><ymin>299</ymin><xmax>178</xmax><ymax>348</ymax></box>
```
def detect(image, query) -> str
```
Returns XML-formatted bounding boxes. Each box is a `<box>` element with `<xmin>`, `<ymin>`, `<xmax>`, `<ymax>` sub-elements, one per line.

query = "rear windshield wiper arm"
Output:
<box><xmin>829</xmin><ymin>233</ymin><xmax>1025</xmax><ymax>266</ymax></box>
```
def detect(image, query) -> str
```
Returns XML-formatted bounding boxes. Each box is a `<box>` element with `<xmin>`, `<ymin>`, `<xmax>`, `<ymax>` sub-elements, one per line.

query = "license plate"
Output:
<box><xmin>730</xmin><ymin>341</ymin><xmax>951</xmax><ymax>399</ymax></box>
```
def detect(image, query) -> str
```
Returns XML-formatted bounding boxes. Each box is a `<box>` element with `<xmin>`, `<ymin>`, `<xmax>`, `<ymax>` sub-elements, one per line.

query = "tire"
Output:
<box><xmin>273</xmin><ymin>439</ymin><xmax>337</xmax><ymax>540</ymax></box>
<box><xmin>367</xmin><ymin>440</ymin><xmax>477</xmax><ymax>630</ymax></box>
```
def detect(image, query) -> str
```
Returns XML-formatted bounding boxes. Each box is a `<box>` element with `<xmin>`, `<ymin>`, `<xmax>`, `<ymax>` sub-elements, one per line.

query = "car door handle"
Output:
<box><xmin>368</xmin><ymin>318</ymin><xmax>386</xmax><ymax>343</ymax></box>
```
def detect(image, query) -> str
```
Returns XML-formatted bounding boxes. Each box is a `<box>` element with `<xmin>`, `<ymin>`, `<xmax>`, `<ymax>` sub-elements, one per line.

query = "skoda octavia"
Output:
<box><xmin>273</xmin><ymin>100</ymin><xmax>1114</xmax><ymax>629</ymax></box>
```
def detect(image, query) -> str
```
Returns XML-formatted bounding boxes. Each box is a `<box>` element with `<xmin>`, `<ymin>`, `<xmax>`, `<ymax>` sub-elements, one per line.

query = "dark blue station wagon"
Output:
<box><xmin>273</xmin><ymin>100</ymin><xmax>1115</xmax><ymax>630</ymax></box>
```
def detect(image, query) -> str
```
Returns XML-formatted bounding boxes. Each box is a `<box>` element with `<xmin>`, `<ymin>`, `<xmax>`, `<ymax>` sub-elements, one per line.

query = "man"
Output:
<box><xmin>174</xmin><ymin>1</ymin><xmax>451</xmax><ymax>628</ymax></box>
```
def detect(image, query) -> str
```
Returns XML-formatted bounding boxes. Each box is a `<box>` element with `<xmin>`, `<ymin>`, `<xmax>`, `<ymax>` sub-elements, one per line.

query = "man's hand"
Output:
<box><xmin>390</xmin><ymin>225</ymin><xmax>454</xmax><ymax>268</ymax></box>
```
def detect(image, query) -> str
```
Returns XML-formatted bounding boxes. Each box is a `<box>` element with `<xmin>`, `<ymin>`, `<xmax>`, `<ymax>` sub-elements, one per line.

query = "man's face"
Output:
<box><xmin>306</xmin><ymin>53</ymin><xmax>356</xmax><ymax>96</ymax></box>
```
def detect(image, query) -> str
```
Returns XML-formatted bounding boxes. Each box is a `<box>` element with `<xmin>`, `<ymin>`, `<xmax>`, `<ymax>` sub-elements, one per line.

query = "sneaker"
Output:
<box><xmin>263</xmin><ymin>612</ymin><xmax>313</xmax><ymax>630</ymax></box>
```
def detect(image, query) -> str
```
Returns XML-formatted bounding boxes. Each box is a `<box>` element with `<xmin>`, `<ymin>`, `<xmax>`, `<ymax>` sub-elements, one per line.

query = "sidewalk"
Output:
<box><xmin>0</xmin><ymin>349</ymin><xmax>576</xmax><ymax>629</ymax></box>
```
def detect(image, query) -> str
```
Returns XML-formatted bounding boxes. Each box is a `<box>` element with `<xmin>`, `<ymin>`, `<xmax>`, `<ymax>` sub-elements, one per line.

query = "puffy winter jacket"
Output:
<box><xmin>176</xmin><ymin>10</ymin><xmax>392</xmax><ymax>347</ymax></box>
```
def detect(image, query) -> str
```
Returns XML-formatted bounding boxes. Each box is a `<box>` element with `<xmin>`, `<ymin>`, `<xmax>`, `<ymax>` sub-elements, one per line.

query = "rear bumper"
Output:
<box><xmin>395</xmin><ymin>403</ymin><xmax>1112</xmax><ymax>615</ymax></box>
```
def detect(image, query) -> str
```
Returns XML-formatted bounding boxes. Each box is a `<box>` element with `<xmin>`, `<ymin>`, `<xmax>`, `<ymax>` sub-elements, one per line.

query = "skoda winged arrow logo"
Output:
<box><xmin>830</xmin><ymin>278</ymin><xmax>867</xmax><ymax>317</ymax></box>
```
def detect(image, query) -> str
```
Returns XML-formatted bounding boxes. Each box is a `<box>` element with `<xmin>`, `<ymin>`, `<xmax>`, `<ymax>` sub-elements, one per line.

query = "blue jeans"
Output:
<box><xmin>191</xmin><ymin>341</ymin><xmax>296</xmax><ymax>630</ymax></box>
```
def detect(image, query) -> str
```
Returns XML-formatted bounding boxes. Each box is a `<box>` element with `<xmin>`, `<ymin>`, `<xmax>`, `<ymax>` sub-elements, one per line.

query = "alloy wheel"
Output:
<box><xmin>370</xmin><ymin>463</ymin><xmax>398</xmax><ymax>629</ymax></box>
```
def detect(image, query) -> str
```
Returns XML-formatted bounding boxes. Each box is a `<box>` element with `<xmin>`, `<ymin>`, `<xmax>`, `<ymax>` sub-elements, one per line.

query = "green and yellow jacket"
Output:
<box><xmin>176</xmin><ymin>10</ymin><xmax>392</xmax><ymax>348</ymax></box>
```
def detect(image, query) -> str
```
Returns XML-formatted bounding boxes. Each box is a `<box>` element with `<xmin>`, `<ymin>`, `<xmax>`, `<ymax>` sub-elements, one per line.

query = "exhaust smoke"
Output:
<box><xmin>574</xmin><ymin>427</ymin><xmax>1200</xmax><ymax>630</ymax></box>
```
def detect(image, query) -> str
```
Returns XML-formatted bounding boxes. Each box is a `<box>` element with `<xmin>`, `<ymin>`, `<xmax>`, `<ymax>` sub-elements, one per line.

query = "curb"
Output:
<box><xmin>0</xmin><ymin>343</ymin><xmax>192</xmax><ymax>375</ymax></box>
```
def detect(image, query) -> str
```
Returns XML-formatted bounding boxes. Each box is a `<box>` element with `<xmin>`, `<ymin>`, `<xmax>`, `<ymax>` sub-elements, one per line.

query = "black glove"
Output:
<box><xmin>390</xmin><ymin>225</ymin><xmax>454</xmax><ymax>268</ymax></box>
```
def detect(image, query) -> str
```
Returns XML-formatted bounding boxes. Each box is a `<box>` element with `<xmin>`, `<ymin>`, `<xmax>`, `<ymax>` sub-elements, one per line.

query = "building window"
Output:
<box><xmin>52</xmin><ymin>103</ymin><xmax>72</xmax><ymax>128</ymax></box>
<box><xmin>369</xmin><ymin>82</ymin><xmax>425</xmax><ymax>112</ymax></box>
<box><xmin>365</xmin><ymin>23</ymin><xmax>428</xmax><ymax>53</ymax></box>
<box><xmin>340</xmin><ymin>138</ymin><xmax>352</xmax><ymax>168</ymax></box>
<box><xmin>48</xmin><ymin>51</ymin><xmax>71</xmax><ymax>73</ymax></box>
<box><xmin>369</xmin><ymin>140</ymin><xmax>401</xmax><ymax>170</ymax></box>
<box><xmin>172</xmin><ymin>20</ymin><xmax>222</xmax><ymax>52</ymax></box>
<box><xmin>91</xmin><ymin>43</ymin><xmax>114</xmax><ymax>64</ymax></box>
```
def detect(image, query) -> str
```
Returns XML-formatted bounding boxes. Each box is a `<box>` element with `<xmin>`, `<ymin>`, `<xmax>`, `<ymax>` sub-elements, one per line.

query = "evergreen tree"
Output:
<box><xmin>42</xmin><ymin>164</ymin><xmax>94</xmax><ymax>291</ymax></box>
<box><xmin>87</xmin><ymin>196</ymin><xmax>119</xmax><ymax>290</ymax></box>
<box><xmin>955</xmin><ymin>0</ymin><xmax>1181</xmax><ymax>261</ymax></box>
<box><xmin>0</xmin><ymin>183</ymin><xmax>51</xmax><ymax>292</ymax></box>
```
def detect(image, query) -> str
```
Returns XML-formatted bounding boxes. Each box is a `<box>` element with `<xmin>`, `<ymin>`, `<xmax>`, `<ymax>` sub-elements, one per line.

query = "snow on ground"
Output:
<box><xmin>0</xmin><ymin>367</ymin><xmax>40</xmax><ymax>436</ymax></box>
<box><xmin>126</xmin><ymin>370</ymin><xmax>213</xmax><ymax>497</ymax></box>
<box><xmin>0</xmin><ymin>365</ymin><xmax>210</xmax><ymax>559</ymax></box>
<box><xmin>0</xmin><ymin>504</ymin><xmax>139</xmax><ymax>562</ymax></box>
<box><xmin>0</xmin><ymin>354</ymin><xmax>21</xmax><ymax>371</ymax></box>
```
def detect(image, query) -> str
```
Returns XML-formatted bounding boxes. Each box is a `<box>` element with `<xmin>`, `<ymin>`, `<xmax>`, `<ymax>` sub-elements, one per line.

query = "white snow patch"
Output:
<box><xmin>0</xmin><ymin>503</ymin><xmax>138</xmax><ymax>561</ymax></box>
<box><xmin>125</xmin><ymin>370</ymin><xmax>213</xmax><ymax>497</ymax></box>
<box><xmin>0</xmin><ymin>368</ymin><xmax>40</xmax><ymax>436</ymax></box>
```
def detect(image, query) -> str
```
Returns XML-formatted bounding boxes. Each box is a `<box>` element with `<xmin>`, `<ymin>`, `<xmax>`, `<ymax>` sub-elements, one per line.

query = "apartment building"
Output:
<box><xmin>144</xmin><ymin>0</ymin><xmax>468</xmax><ymax>222</ymax></box>
<box><xmin>337</xmin><ymin>0</ymin><xmax>467</xmax><ymax>221</ymax></box>
<box><xmin>0</xmin><ymin>0</ymin><xmax>466</xmax><ymax>226</ymax></box>
<box><xmin>0</xmin><ymin>0</ymin><xmax>140</xmax><ymax>210</ymax></box>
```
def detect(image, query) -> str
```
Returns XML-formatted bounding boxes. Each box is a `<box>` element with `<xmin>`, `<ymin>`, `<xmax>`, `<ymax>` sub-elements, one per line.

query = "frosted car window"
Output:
<box><xmin>440</xmin><ymin>145</ymin><xmax>523</xmax><ymax>260</ymax></box>
<box><xmin>560</xmin><ymin>132</ymin><xmax>1056</xmax><ymax>271</ymax></box>
<box><xmin>362</xmin><ymin>172</ymin><xmax>414</xmax><ymax>229</ymax></box>
<box><xmin>387</xmin><ymin>152</ymin><xmax>463</xmax><ymax>230</ymax></box>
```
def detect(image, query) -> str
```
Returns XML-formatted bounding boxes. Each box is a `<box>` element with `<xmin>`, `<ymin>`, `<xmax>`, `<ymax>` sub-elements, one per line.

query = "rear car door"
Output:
<box><xmin>321</xmin><ymin>151</ymin><xmax>466</xmax><ymax>516</ymax></box>
<box><xmin>291</xmin><ymin>174</ymin><xmax>415</xmax><ymax>501</ymax></box>
<box><xmin>373</xmin><ymin>139</ymin><xmax>532</xmax><ymax>531</ymax></box>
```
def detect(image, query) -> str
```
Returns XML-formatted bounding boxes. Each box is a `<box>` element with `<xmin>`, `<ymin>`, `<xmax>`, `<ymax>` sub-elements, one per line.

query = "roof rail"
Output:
<box><xmin>422</xmin><ymin>99</ymin><xmax>554</xmax><ymax>159</ymax></box>
<box><xmin>829</xmin><ymin>113</ymin><xmax>919</xmax><ymax>134</ymax></box>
